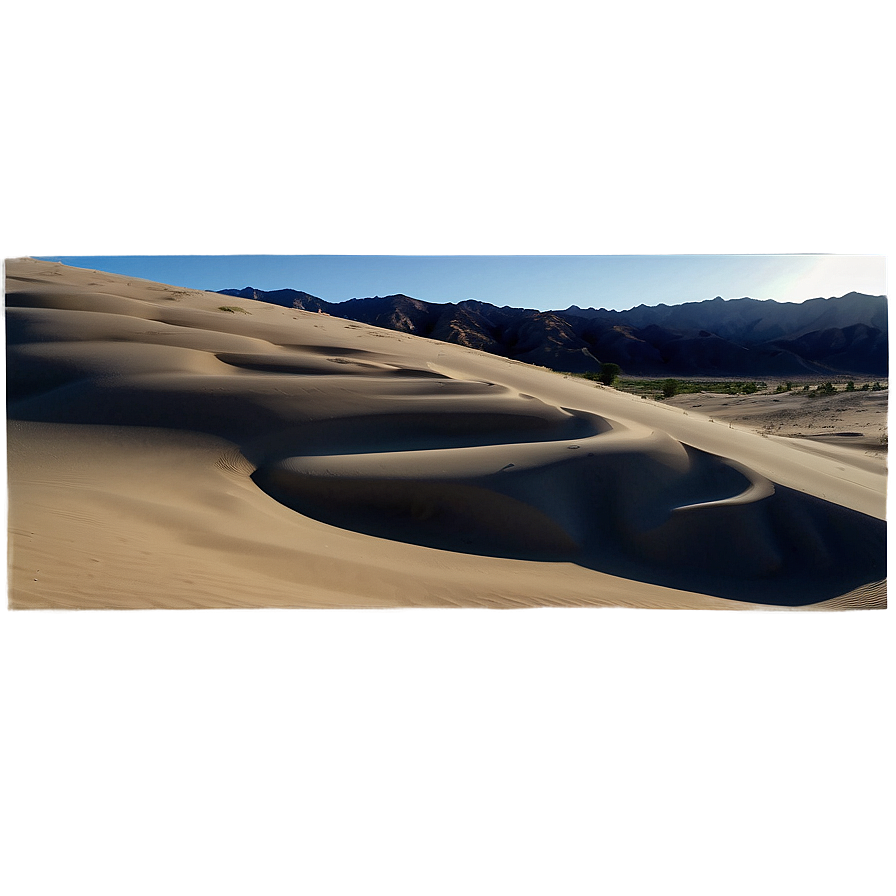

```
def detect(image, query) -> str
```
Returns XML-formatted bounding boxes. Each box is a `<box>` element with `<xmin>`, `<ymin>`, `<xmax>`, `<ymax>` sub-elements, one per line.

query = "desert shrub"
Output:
<box><xmin>845</xmin><ymin>381</ymin><xmax>855</xmax><ymax>392</ymax></box>
<box><xmin>661</xmin><ymin>379</ymin><xmax>679</xmax><ymax>398</ymax></box>
<box><xmin>742</xmin><ymin>382</ymin><xmax>759</xmax><ymax>394</ymax></box>
<box><xmin>218</xmin><ymin>305</ymin><xmax>249</xmax><ymax>314</ymax></box>
<box><xmin>597</xmin><ymin>362</ymin><xmax>621</xmax><ymax>386</ymax></box>
<box><xmin>861</xmin><ymin>383</ymin><xmax>870</xmax><ymax>391</ymax></box>
<box><xmin>872</xmin><ymin>382</ymin><xmax>883</xmax><ymax>391</ymax></box>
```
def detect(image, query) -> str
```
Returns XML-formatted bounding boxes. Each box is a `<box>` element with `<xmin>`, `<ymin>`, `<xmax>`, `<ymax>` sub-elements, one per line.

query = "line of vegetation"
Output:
<box><xmin>806</xmin><ymin>380</ymin><xmax>885</xmax><ymax>397</ymax></box>
<box><xmin>217</xmin><ymin>305</ymin><xmax>250</xmax><ymax>314</ymax></box>
<box><xmin>569</xmin><ymin>370</ymin><xmax>886</xmax><ymax>400</ymax></box>
<box><xmin>573</xmin><ymin>373</ymin><xmax>766</xmax><ymax>399</ymax></box>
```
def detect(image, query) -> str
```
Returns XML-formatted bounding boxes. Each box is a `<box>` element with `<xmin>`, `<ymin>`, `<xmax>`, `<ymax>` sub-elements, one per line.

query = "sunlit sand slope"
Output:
<box><xmin>5</xmin><ymin>259</ymin><xmax>886</xmax><ymax>608</ymax></box>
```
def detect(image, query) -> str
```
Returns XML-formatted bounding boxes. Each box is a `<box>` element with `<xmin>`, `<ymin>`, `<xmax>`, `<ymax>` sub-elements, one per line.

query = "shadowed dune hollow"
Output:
<box><xmin>5</xmin><ymin>260</ymin><xmax>887</xmax><ymax>608</ymax></box>
<box><xmin>250</xmin><ymin>418</ymin><xmax>885</xmax><ymax>605</ymax></box>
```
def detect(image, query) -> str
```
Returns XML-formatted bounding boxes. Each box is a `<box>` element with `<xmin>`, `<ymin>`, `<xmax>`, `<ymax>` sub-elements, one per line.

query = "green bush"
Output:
<box><xmin>597</xmin><ymin>362</ymin><xmax>621</xmax><ymax>386</ymax></box>
<box><xmin>845</xmin><ymin>381</ymin><xmax>855</xmax><ymax>392</ymax></box>
<box><xmin>661</xmin><ymin>379</ymin><xmax>679</xmax><ymax>398</ymax></box>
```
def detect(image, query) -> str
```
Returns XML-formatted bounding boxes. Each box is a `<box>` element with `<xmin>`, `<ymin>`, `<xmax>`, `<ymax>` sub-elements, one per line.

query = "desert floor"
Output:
<box><xmin>5</xmin><ymin>259</ymin><xmax>887</xmax><ymax>609</ymax></box>
<box><xmin>664</xmin><ymin>387</ymin><xmax>888</xmax><ymax>451</ymax></box>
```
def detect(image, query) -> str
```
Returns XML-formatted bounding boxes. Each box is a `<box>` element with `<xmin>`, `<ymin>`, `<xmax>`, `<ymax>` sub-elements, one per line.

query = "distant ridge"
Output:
<box><xmin>217</xmin><ymin>287</ymin><xmax>888</xmax><ymax>377</ymax></box>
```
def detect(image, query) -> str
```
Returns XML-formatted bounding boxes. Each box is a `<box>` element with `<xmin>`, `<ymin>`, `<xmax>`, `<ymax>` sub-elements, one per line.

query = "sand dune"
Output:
<box><xmin>5</xmin><ymin>258</ymin><xmax>887</xmax><ymax>608</ymax></box>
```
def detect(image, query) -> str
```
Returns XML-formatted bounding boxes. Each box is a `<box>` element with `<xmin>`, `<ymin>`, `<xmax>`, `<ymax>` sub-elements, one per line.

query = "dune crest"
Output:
<box><xmin>5</xmin><ymin>259</ymin><xmax>887</xmax><ymax>609</ymax></box>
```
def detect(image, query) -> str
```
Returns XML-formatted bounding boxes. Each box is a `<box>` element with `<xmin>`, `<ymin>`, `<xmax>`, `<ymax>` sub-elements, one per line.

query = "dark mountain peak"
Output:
<box><xmin>457</xmin><ymin>299</ymin><xmax>493</xmax><ymax>313</ymax></box>
<box><xmin>342</xmin><ymin>293</ymin><xmax>422</xmax><ymax>307</ymax></box>
<box><xmin>218</xmin><ymin>286</ymin><xmax>258</xmax><ymax>299</ymax></box>
<box><xmin>216</xmin><ymin>286</ymin><xmax>329</xmax><ymax>314</ymax></box>
<box><xmin>218</xmin><ymin>285</ymin><xmax>887</xmax><ymax>377</ymax></box>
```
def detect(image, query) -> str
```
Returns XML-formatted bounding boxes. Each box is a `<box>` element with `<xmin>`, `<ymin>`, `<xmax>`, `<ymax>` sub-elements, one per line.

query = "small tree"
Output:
<box><xmin>845</xmin><ymin>381</ymin><xmax>855</xmax><ymax>392</ymax></box>
<box><xmin>597</xmin><ymin>362</ymin><xmax>620</xmax><ymax>386</ymax></box>
<box><xmin>662</xmin><ymin>379</ymin><xmax>678</xmax><ymax>398</ymax></box>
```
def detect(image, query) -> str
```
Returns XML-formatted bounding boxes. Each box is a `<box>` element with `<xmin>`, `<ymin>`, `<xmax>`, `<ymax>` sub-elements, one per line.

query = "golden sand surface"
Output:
<box><xmin>5</xmin><ymin>258</ymin><xmax>887</xmax><ymax>609</ymax></box>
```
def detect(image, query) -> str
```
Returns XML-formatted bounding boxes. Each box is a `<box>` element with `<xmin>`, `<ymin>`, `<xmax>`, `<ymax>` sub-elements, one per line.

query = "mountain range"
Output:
<box><xmin>217</xmin><ymin>287</ymin><xmax>889</xmax><ymax>378</ymax></box>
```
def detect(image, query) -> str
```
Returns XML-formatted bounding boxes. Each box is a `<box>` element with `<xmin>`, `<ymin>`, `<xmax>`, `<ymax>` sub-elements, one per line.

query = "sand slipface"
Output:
<box><xmin>5</xmin><ymin>258</ymin><xmax>887</xmax><ymax>609</ymax></box>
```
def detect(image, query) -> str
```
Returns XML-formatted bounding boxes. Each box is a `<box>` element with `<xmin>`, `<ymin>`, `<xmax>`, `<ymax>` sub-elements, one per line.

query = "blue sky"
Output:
<box><xmin>39</xmin><ymin>255</ymin><xmax>886</xmax><ymax>312</ymax></box>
